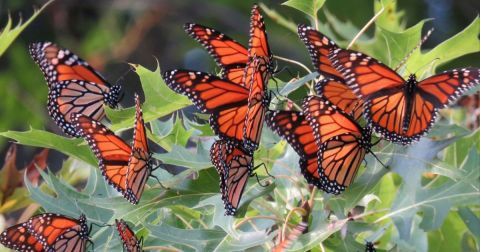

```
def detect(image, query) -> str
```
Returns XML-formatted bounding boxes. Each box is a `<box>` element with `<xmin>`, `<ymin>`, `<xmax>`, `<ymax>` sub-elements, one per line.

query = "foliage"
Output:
<box><xmin>0</xmin><ymin>0</ymin><xmax>479</xmax><ymax>251</ymax></box>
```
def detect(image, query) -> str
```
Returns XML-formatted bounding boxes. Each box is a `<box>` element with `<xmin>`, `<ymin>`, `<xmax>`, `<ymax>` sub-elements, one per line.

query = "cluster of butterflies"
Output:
<box><xmin>163</xmin><ymin>4</ymin><xmax>480</xmax><ymax>215</ymax></box>
<box><xmin>2</xmin><ymin>26</ymin><xmax>155</xmax><ymax>252</ymax></box>
<box><xmin>0</xmin><ymin>213</ymin><xmax>141</xmax><ymax>252</ymax></box>
<box><xmin>1</xmin><ymin>3</ymin><xmax>478</xmax><ymax>252</ymax></box>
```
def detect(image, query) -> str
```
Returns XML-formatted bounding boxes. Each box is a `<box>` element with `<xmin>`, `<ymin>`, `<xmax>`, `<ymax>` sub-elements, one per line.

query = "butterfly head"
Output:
<box><xmin>405</xmin><ymin>74</ymin><xmax>418</xmax><ymax>93</ymax></box>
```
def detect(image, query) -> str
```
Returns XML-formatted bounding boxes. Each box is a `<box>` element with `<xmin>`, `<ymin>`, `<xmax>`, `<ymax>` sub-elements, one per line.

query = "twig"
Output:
<box><xmin>274</xmin><ymin>55</ymin><xmax>312</xmax><ymax>74</ymax></box>
<box><xmin>347</xmin><ymin>6</ymin><xmax>385</xmax><ymax>49</ymax></box>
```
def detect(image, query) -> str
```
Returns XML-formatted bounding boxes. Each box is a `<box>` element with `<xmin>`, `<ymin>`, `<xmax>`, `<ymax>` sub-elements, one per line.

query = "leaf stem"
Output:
<box><xmin>234</xmin><ymin>215</ymin><xmax>283</xmax><ymax>229</ymax></box>
<box><xmin>347</xmin><ymin>6</ymin><xmax>385</xmax><ymax>49</ymax></box>
<box><xmin>274</xmin><ymin>55</ymin><xmax>312</xmax><ymax>74</ymax></box>
<box><xmin>143</xmin><ymin>245</ymin><xmax>181</xmax><ymax>252</ymax></box>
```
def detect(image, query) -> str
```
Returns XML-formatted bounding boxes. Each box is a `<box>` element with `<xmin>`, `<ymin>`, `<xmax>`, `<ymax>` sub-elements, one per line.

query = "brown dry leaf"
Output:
<box><xmin>0</xmin><ymin>145</ymin><xmax>22</xmax><ymax>204</ymax></box>
<box><xmin>23</xmin><ymin>148</ymin><xmax>49</xmax><ymax>186</ymax></box>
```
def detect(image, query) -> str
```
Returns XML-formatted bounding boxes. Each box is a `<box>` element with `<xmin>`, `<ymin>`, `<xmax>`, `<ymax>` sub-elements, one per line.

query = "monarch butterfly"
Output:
<box><xmin>272</xmin><ymin>222</ymin><xmax>307</xmax><ymax>252</ymax></box>
<box><xmin>72</xmin><ymin>94</ymin><xmax>153</xmax><ymax>204</ymax></box>
<box><xmin>242</xmin><ymin>4</ymin><xmax>274</xmax><ymax>151</ymax></box>
<box><xmin>266</xmin><ymin>110</ymin><xmax>330</xmax><ymax>190</ymax></box>
<box><xmin>297</xmin><ymin>25</ymin><xmax>363</xmax><ymax>120</ymax></box>
<box><xmin>210</xmin><ymin>140</ymin><xmax>253</xmax><ymax>215</ymax></box>
<box><xmin>115</xmin><ymin>219</ymin><xmax>142</xmax><ymax>252</ymax></box>
<box><xmin>29</xmin><ymin>42</ymin><xmax>121</xmax><ymax>137</ymax></box>
<box><xmin>178</xmin><ymin>5</ymin><xmax>273</xmax><ymax>152</ymax></box>
<box><xmin>329</xmin><ymin>47</ymin><xmax>480</xmax><ymax>144</ymax></box>
<box><xmin>0</xmin><ymin>213</ymin><xmax>91</xmax><ymax>252</ymax></box>
<box><xmin>303</xmin><ymin>96</ymin><xmax>373</xmax><ymax>194</ymax></box>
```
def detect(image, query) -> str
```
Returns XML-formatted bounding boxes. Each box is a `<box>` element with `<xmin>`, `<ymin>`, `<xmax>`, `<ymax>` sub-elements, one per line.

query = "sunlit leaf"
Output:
<box><xmin>106</xmin><ymin>63</ymin><xmax>191</xmax><ymax>131</ymax></box>
<box><xmin>282</xmin><ymin>0</ymin><xmax>325</xmax><ymax>20</ymax></box>
<box><xmin>0</xmin><ymin>128</ymin><xmax>96</xmax><ymax>166</ymax></box>
<box><xmin>0</xmin><ymin>0</ymin><xmax>53</xmax><ymax>57</ymax></box>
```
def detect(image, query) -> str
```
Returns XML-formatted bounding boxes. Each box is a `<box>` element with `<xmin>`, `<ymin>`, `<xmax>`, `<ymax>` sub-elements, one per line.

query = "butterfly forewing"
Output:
<box><xmin>29</xmin><ymin>42</ymin><xmax>109</xmax><ymax>87</ymax></box>
<box><xmin>297</xmin><ymin>24</ymin><xmax>343</xmax><ymax>80</ymax></box>
<box><xmin>315</xmin><ymin>78</ymin><xmax>363</xmax><ymax>121</ymax></box>
<box><xmin>265</xmin><ymin>110</ymin><xmax>325</xmax><ymax>190</ymax></box>
<box><xmin>72</xmin><ymin>114</ymin><xmax>131</xmax><ymax>196</ymax></box>
<box><xmin>163</xmin><ymin>70</ymin><xmax>250</xmax><ymax>147</ymax></box>
<box><xmin>184</xmin><ymin>23</ymin><xmax>248</xmax><ymax>85</ymax></box>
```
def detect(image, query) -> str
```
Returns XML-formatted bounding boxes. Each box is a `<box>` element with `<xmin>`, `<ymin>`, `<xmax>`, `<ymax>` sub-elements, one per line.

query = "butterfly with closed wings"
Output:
<box><xmin>72</xmin><ymin>94</ymin><xmax>155</xmax><ymax>204</ymax></box>
<box><xmin>29</xmin><ymin>42</ymin><xmax>122</xmax><ymax>137</ymax></box>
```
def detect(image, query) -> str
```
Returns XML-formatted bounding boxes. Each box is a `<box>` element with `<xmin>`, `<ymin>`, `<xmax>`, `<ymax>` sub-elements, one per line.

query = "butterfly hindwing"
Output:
<box><xmin>48</xmin><ymin>80</ymin><xmax>121</xmax><ymax>137</ymax></box>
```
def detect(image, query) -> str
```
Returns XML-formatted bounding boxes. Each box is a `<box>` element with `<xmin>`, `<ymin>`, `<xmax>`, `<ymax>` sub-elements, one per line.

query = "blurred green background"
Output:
<box><xmin>0</xmin><ymin>0</ymin><xmax>478</xmax><ymax>166</ymax></box>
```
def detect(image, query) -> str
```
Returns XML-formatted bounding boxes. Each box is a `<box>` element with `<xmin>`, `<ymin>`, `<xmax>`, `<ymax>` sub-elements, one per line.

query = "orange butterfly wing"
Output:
<box><xmin>48</xmin><ymin>80</ymin><xmax>121</xmax><ymax>137</ymax></box>
<box><xmin>163</xmin><ymin>70</ymin><xmax>249</xmax><ymax>147</ymax></box>
<box><xmin>303</xmin><ymin>96</ymin><xmax>371</xmax><ymax>194</ymax></box>
<box><xmin>115</xmin><ymin>219</ymin><xmax>142</xmax><ymax>252</ymax></box>
<box><xmin>72</xmin><ymin>114</ymin><xmax>131</xmax><ymax>197</ymax></box>
<box><xmin>27</xmin><ymin>213</ymin><xmax>90</xmax><ymax>252</ymax></box>
<box><xmin>125</xmin><ymin>94</ymin><xmax>152</xmax><ymax>204</ymax></box>
<box><xmin>0</xmin><ymin>223</ymin><xmax>43</xmax><ymax>252</ymax></box>
<box><xmin>298</xmin><ymin>26</ymin><xmax>362</xmax><ymax>121</ymax></box>
<box><xmin>210</xmin><ymin>140</ymin><xmax>253</xmax><ymax>215</ymax></box>
<box><xmin>248</xmin><ymin>5</ymin><xmax>273</xmax><ymax>63</ymax></box>
<box><xmin>315</xmin><ymin>78</ymin><xmax>363</xmax><ymax>121</ymax></box>
<box><xmin>406</xmin><ymin>68</ymin><xmax>480</xmax><ymax>138</ymax></box>
<box><xmin>185</xmin><ymin>23</ymin><xmax>249</xmax><ymax>85</ymax></box>
<box><xmin>29</xmin><ymin>42</ymin><xmax>109</xmax><ymax>87</ymax></box>
<box><xmin>297</xmin><ymin>25</ymin><xmax>343</xmax><ymax>80</ymax></box>
<box><xmin>265</xmin><ymin>110</ymin><xmax>325</xmax><ymax>189</ymax></box>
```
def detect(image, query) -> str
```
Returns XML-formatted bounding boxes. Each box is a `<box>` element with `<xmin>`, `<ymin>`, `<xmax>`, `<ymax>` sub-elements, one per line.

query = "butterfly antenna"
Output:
<box><xmin>115</xmin><ymin>64</ymin><xmax>135</xmax><ymax>86</ymax></box>
<box><xmin>394</xmin><ymin>28</ymin><xmax>434</xmax><ymax>72</ymax></box>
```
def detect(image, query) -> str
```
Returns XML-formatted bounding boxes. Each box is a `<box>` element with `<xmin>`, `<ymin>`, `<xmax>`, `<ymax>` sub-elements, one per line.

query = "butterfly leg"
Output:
<box><xmin>149</xmin><ymin>172</ymin><xmax>169</xmax><ymax>190</ymax></box>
